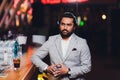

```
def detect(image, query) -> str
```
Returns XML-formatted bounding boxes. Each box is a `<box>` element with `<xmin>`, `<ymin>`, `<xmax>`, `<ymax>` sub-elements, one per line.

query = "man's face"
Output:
<box><xmin>59</xmin><ymin>17</ymin><xmax>75</xmax><ymax>38</ymax></box>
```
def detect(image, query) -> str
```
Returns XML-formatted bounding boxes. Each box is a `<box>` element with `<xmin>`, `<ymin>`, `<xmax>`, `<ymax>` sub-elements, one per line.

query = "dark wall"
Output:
<box><xmin>111</xmin><ymin>9</ymin><xmax>120</xmax><ymax>56</ymax></box>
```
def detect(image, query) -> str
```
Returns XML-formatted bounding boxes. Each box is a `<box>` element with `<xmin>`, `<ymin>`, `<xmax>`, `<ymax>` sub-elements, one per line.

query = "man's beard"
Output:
<box><xmin>60</xmin><ymin>29</ymin><xmax>73</xmax><ymax>39</ymax></box>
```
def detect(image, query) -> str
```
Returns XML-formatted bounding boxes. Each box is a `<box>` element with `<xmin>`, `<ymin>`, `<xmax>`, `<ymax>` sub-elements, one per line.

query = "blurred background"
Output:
<box><xmin>0</xmin><ymin>0</ymin><xmax>120</xmax><ymax>80</ymax></box>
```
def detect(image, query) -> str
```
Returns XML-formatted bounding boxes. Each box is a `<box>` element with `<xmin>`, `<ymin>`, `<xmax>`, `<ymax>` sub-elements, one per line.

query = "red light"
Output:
<box><xmin>49</xmin><ymin>0</ymin><xmax>61</xmax><ymax>4</ymax></box>
<box><xmin>17</xmin><ymin>11</ymin><xmax>21</xmax><ymax>15</ymax></box>
<box><xmin>28</xmin><ymin>8</ymin><xmax>33</xmax><ymax>15</ymax></box>
<box><xmin>41</xmin><ymin>0</ymin><xmax>61</xmax><ymax>4</ymax></box>
<box><xmin>62</xmin><ymin>0</ymin><xmax>88</xmax><ymax>3</ymax></box>
<box><xmin>62</xmin><ymin>0</ymin><xmax>76</xmax><ymax>3</ymax></box>
<box><xmin>13</xmin><ymin>0</ymin><xmax>19</xmax><ymax>8</ymax></box>
<box><xmin>41</xmin><ymin>0</ymin><xmax>46</xmax><ymax>4</ymax></box>
<box><xmin>41</xmin><ymin>0</ymin><xmax>88</xmax><ymax>4</ymax></box>
<box><xmin>30</xmin><ymin>0</ymin><xmax>34</xmax><ymax>4</ymax></box>
<box><xmin>77</xmin><ymin>0</ymin><xmax>88</xmax><ymax>2</ymax></box>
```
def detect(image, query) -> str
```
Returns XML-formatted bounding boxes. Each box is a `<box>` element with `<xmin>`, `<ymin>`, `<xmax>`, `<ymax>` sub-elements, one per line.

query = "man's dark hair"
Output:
<box><xmin>57</xmin><ymin>12</ymin><xmax>77</xmax><ymax>27</ymax></box>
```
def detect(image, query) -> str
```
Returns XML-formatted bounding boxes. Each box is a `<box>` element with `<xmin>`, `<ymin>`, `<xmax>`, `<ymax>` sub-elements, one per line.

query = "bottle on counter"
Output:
<box><xmin>13</xmin><ymin>40</ymin><xmax>21</xmax><ymax>70</ymax></box>
<box><xmin>13</xmin><ymin>40</ymin><xmax>19</xmax><ymax>58</ymax></box>
<box><xmin>3</xmin><ymin>50</ymin><xmax>8</xmax><ymax>65</ymax></box>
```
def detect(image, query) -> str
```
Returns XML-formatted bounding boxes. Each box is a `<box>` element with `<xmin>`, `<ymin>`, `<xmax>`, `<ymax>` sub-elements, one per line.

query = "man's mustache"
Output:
<box><xmin>62</xmin><ymin>29</ymin><xmax>68</xmax><ymax>32</ymax></box>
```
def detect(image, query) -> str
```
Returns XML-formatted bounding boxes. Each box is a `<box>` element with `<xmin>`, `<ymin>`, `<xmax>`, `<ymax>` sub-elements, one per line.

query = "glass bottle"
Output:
<box><xmin>3</xmin><ymin>50</ymin><xmax>8</xmax><ymax>65</ymax></box>
<box><xmin>13</xmin><ymin>40</ymin><xmax>19</xmax><ymax>58</ymax></box>
<box><xmin>13</xmin><ymin>40</ymin><xmax>21</xmax><ymax>70</ymax></box>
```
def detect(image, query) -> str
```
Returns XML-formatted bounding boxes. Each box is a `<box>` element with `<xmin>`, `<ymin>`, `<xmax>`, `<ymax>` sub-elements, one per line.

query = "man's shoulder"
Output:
<box><xmin>73</xmin><ymin>34</ymin><xmax>86</xmax><ymax>41</ymax></box>
<box><xmin>49</xmin><ymin>34</ymin><xmax>59</xmax><ymax>38</ymax></box>
<box><xmin>48</xmin><ymin>34</ymin><xmax>60</xmax><ymax>40</ymax></box>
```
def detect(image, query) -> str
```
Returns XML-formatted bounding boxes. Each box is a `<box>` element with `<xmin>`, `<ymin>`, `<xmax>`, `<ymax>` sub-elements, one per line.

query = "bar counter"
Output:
<box><xmin>0</xmin><ymin>46</ymin><xmax>36</xmax><ymax>80</ymax></box>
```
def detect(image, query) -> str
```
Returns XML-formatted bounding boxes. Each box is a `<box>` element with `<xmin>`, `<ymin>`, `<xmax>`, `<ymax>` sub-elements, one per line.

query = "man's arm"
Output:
<box><xmin>31</xmin><ymin>38</ymin><xmax>51</xmax><ymax>72</ymax></box>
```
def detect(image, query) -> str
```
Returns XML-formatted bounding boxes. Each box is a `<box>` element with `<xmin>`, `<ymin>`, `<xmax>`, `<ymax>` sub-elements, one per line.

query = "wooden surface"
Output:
<box><xmin>0</xmin><ymin>46</ymin><xmax>36</xmax><ymax>80</ymax></box>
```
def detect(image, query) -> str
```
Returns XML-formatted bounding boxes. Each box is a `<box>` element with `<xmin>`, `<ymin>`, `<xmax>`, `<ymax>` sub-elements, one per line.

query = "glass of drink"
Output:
<box><xmin>13</xmin><ymin>58</ymin><xmax>20</xmax><ymax>70</ymax></box>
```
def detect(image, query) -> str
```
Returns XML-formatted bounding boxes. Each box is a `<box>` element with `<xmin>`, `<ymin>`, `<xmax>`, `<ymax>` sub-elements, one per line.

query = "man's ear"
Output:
<box><xmin>74</xmin><ymin>27</ymin><xmax>76</xmax><ymax>30</ymax></box>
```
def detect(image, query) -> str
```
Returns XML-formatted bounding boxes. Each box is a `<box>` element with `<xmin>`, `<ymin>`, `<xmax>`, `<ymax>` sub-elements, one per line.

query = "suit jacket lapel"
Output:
<box><xmin>55</xmin><ymin>35</ymin><xmax>64</xmax><ymax>61</ymax></box>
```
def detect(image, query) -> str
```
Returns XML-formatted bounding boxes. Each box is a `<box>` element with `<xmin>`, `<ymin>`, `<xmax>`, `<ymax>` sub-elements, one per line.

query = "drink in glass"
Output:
<box><xmin>13</xmin><ymin>58</ymin><xmax>20</xmax><ymax>70</ymax></box>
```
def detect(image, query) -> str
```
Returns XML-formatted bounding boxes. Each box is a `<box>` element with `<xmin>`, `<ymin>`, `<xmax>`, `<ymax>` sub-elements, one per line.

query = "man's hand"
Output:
<box><xmin>46</xmin><ymin>64</ymin><xmax>69</xmax><ymax>77</ymax></box>
<box><xmin>46</xmin><ymin>64</ymin><xmax>57</xmax><ymax>74</ymax></box>
<box><xmin>52</xmin><ymin>64</ymin><xmax>69</xmax><ymax>77</ymax></box>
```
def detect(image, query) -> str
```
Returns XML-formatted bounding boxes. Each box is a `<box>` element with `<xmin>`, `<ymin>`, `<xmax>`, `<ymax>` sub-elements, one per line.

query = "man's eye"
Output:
<box><xmin>61</xmin><ymin>23</ymin><xmax>65</xmax><ymax>25</ymax></box>
<box><xmin>67</xmin><ymin>24</ymin><xmax>72</xmax><ymax>26</ymax></box>
<box><xmin>60</xmin><ymin>22</ymin><xmax>73</xmax><ymax>26</ymax></box>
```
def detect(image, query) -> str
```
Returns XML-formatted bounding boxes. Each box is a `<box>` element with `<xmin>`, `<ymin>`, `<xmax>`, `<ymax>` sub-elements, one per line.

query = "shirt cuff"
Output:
<box><xmin>43</xmin><ymin>66</ymin><xmax>48</xmax><ymax>72</ymax></box>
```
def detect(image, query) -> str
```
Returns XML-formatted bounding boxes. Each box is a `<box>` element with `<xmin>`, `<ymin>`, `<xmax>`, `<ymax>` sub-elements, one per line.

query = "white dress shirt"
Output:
<box><xmin>61</xmin><ymin>36</ymin><xmax>71</xmax><ymax>58</ymax></box>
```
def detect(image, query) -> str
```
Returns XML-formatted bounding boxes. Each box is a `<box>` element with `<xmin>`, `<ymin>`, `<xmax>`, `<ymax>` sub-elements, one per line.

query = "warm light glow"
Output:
<box><xmin>62</xmin><ymin>0</ymin><xmax>76</xmax><ymax>3</ymax></box>
<box><xmin>41</xmin><ymin>0</ymin><xmax>61</xmax><ymax>4</ymax></box>
<box><xmin>77</xmin><ymin>0</ymin><xmax>88</xmax><ymax>2</ymax></box>
<box><xmin>20</xmin><ymin>2</ymin><xmax>28</xmax><ymax>13</ymax></box>
<box><xmin>83</xmin><ymin>16</ymin><xmax>87</xmax><ymax>21</ymax></box>
<box><xmin>62</xmin><ymin>0</ymin><xmax>88</xmax><ymax>3</ymax></box>
<box><xmin>102</xmin><ymin>14</ymin><xmax>107</xmax><ymax>20</ymax></box>
<box><xmin>27</xmin><ymin>14</ymin><xmax>33</xmax><ymax>24</ymax></box>
<box><xmin>14</xmin><ymin>0</ymin><xmax>33</xmax><ymax>8</ymax></box>
<box><xmin>13</xmin><ymin>0</ymin><xmax>19</xmax><ymax>8</ymax></box>
<box><xmin>15</xmin><ymin>15</ymin><xmax>20</xmax><ymax>27</ymax></box>
<box><xmin>17</xmin><ymin>11</ymin><xmax>21</xmax><ymax>15</ymax></box>
<box><xmin>27</xmin><ymin>8</ymin><xmax>33</xmax><ymax>24</ymax></box>
<box><xmin>12</xmin><ymin>0</ymin><xmax>34</xmax><ymax>28</ymax></box>
<box><xmin>41</xmin><ymin>0</ymin><xmax>88</xmax><ymax>4</ymax></box>
<box><xmin>30</xmin><ymin>0</ymin><xmax>35</xmax><ymax>4</ymax></box>
<box><xmin>28</xmin><ymin>8</ymin><xmax>33</xmax><ymax>15</ymax></box>
<box><xmin>77</xmin><ymin>16</ymin><xmax>81</xmax><ymax>26</ymax></box>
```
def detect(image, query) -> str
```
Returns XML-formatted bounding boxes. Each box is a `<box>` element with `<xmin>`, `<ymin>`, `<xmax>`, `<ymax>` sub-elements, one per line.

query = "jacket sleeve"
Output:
<box><xmin>69</xmin><ymin>39</ymin><xmax>91</xmax><ymax>78</ymax></box>
<box><xmin>31</xmin><ymin>37</ymin><xmax>52</xmax><ymax>72</ymax></box>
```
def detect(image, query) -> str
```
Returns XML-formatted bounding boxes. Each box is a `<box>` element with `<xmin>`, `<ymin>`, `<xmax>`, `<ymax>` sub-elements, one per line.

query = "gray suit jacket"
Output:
<box><xmin>31</xmin><ymin>33</ymin><xmax>91</xmax><ymax>80</ymax></box>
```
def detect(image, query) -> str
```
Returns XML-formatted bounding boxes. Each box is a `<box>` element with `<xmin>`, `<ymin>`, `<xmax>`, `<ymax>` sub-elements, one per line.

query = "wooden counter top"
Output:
<box><xmin>0</xmin><ymin>46</ymin><xmax>36</xmax><ymax>80</ymax></box>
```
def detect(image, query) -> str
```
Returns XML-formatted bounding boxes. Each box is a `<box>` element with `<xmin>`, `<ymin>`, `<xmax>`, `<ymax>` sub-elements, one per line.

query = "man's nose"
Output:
<box><xmin>64</xmin><ymin>25</ymin><xmax>67</xmax><ymax>29</ymax></box>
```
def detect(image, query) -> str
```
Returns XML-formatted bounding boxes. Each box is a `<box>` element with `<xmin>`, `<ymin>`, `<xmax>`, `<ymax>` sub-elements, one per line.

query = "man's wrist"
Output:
<box><xmin>67</xmin><ymin>68</ymin><xmax>71</xmax><ymax>76</ymax></box>
<box><xmin>43</xmin><ymin>66</ymin><xmax>48</xmax><ymax>73</ymax></box>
